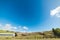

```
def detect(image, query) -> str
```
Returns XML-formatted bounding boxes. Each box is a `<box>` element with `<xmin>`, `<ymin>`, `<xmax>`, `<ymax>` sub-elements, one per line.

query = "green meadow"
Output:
<box><xmin>0</xmin><ymin>28</ymin><xmax>60</xmax><ymax>40</ymax></box>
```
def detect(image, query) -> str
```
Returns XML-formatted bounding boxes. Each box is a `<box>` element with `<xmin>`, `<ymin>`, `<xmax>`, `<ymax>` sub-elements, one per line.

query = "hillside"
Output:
<box><xmin>0</xmin><ymin>29</ymin><xmax>58</xmax><ymax>39</ymax></box>
<box><xmin>14</xmin><ymin>31</ymin><xmax>54</xmax><ymax>39</ymax></box>
<box><xmin>0</xmin><ymin>30</ymin><xmax>14</xmax><ymax>33</ymax></box>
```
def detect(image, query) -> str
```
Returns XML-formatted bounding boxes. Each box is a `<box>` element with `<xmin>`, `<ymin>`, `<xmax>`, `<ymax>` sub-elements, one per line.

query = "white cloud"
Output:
<box><xmin>2</xmin><ymin>24</ymin><xmax>17</xmax><ymax>31</ymax></box>
<box><xmin>23</xmin><ymin>26</ymin><xmax>28</xmax><ymax>30</ymax></box>
<box><xmin>0</xmin><ymin>24</ymin><xmax>28</xmax><ymax>32</ymax></box>
<box><xmin>0</xmin><ymin>24</ymin><xmax>17</xmax><ymax>31</ymax></box>
<box><xmin>0</xmin><ymin>24</ymin><xmax>2</xmax><ymax>27</ymax></box>
<box><xmin>50</xmin><ymin>6</ymin><xmax>60</xmax><ymax>17</ymax></box>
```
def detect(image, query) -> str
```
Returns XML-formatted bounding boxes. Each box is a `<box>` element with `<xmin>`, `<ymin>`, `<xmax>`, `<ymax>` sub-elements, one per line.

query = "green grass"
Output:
<box><xmin>0</xmin><ymin>38</ymin><xmax>60</xmax><ymax>40</ymax></box>
<box><xmin>0</xmin><ymin>30</ymin><xmax>60</xmax><ymax>40</ymax></box>
<box><xmin>0</xmin><ymin>30</ymin><xmax>14</xmax><ymax>33</ymax></box>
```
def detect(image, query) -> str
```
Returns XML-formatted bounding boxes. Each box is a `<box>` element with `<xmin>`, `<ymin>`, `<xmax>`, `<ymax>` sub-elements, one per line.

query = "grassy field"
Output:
<box><xmin>0</xmin><ymin>30</ymin><xmax>60</xmax><ymax>40</ymax></box>
<box><xmin>0</xmin><ymin>38</ymin><xmax>60</xmax><ymax>40</ymax></box>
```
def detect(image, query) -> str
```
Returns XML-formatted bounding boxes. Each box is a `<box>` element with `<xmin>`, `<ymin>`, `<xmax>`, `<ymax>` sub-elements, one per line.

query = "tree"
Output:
<box><xmin>15</xmin><ymin>33</ymin><xmax>17</xmax><ymax>37</ymax></box>
<box><xmin>52</xmin><ymin>28</ymin><xmax>60</xmax><ymax>38</ymax></box>
<box><xmin>52</xmin><ymin>28</ymin><xmax>57</xmax><ymax>38</ymax></box>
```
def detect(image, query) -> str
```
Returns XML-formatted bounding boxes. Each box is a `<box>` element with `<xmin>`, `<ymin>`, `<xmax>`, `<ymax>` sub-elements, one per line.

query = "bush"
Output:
<box><xmin>52</xmin><ymin>28</ymin><xmax>60</xmax><ymax>38</ymax></box>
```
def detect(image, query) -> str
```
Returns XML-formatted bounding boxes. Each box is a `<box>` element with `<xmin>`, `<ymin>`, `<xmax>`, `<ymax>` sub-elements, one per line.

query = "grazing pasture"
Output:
<box><xmin>0</xmin><ymin>38</ymin><xmax>60</xmax><ymax>40</ymax></box>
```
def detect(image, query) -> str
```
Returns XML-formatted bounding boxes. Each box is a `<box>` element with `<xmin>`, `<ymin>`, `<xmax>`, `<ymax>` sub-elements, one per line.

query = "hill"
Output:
<box><xmin>0</xmin><ymin>30</ymin><xmax>14</xmax><ymax>33</ymax></box>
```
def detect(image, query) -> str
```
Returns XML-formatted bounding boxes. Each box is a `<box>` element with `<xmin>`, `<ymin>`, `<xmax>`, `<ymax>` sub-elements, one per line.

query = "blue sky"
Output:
<box><xmin>0</xmin><ymin>0</ymin><xmax>60</xmax><ymax>32</ymax></box>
